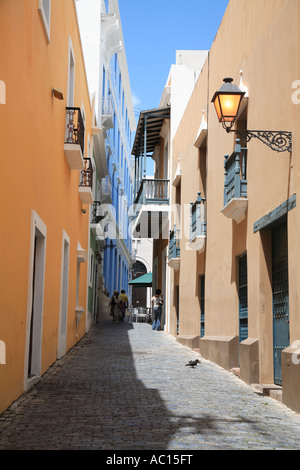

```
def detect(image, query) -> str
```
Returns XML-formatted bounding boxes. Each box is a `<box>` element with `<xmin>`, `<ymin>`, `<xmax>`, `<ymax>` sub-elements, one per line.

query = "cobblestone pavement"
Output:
<box><xmin>1</xmin><ymin>321</ymin><xmax>300</xmax><ymax>451</ymax></box>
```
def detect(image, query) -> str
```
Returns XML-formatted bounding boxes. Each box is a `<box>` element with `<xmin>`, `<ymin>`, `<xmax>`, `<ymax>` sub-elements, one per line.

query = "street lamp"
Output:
<box><xmin>211</xmin><ymin>78</ymin><xmax>292</xmax><ymax>153</ymax></box>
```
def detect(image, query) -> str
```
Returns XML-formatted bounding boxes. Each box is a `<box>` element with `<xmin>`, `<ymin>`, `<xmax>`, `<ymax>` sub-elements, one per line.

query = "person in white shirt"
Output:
<box><xmin>151</xmin><ymin>289</ymin><xmax>163</xmax><ymax>331</ymax></box>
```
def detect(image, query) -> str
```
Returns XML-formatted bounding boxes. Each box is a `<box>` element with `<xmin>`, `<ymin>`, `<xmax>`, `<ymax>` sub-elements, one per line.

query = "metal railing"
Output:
<box><xmin>190</xmin><ymin>192</ymin><xmax>206</xmax><ymax>241</ymax></box>
<box><xmin>169</xmin><ymin>225</ymin><xmax>180</xmax><ymax>260</ymax></box>
<box><xmin>65</xmin><ymin>107</ymin><xmax>85</xmax><ymax>155</ymax></box>
<box><xmin>135</xmin><ymin>179</ymin><xmax>170</xmax><ymax>205</ymax></box>
<box><xmin>79</xmin><ymin>158</ymin><xmax>93</xmax><ymax>189</ymax></box>
<box><xmin>224</xmin><ymin>139</ymin><xmax>247</xmax><ymax>206</ymax></box>
<box><xmin>91</xmin><ymin>201</ymin><xmax>101</xmax><ymax>224</ymax></box>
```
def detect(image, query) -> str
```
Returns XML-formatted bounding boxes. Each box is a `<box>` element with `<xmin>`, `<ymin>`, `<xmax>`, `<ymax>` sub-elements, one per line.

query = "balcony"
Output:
<box><xmin>101</xmin><ymin>95</ymin><xmax>114</xmax><ymax>130</ymax></box>
<box><xmin>64</xmin><ymin>107</ymin><xmax>85</xmax><ymax>170</ymax></box>
<box><xmin>91</xmin><ymin>125</ymin><xmax>109</xmax><ymax>177</ymax></box>
<box><xmin>221</xmin><ymin>139</ymin><xmax>248</xmax><ymax>224</ymax></box>
<box><xmin>168</xmin><ymin>225</ymin><xmax>180</xmax><ymax>270</ymax></box>
<box><xmin>90</xmin><ymin>201</ymin><xmax>107</xmax><ymax>244</ymax></box>
<box><xmin>135</xmin><ymin>179</ymin><xmax>169</xmax><ymax>206</ymax></box>
<box><xmin>131</xmin><ymin>106</ymin><xmax>171</xmax><ymax>238</ymax></box>
<box><xmin>101</xmin><ymin>13</ymin><xmax>122</xmax><ymax>61</ymax></box>
<box><xmin>100</xmin><ymin>175</ymin><xmax>112</xmax><ymax>204</ymax></box>
<box><xmin>132</xmin><ymin>179</ymin><xmax>170</xmax><ymax>238</ymax></box>
<box><xmin>187</xmin><ymin>192</ymin><xmax>206</xmax><ymax>253</ymax></box>
<box><xmin>78</xmin><ymin>158</ymin><xmax>93</xmax><ymax>204</ymax></box>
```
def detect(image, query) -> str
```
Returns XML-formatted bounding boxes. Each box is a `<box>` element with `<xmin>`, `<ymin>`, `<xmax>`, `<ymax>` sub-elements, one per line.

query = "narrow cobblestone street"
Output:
<box><xmin>0</xmin><ymin>321</ymin><xmax>300</xmax><ymax>451</ymax></box>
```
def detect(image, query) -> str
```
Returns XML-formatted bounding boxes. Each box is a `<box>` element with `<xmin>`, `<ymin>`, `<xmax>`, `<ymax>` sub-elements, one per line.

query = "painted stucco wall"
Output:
<box><xmin>0</xmin><ymin>0</ymin><xmax>93</xmax><ymax>413</ymax></box>
<box><xmin>170</xmin><ymin>0</ymin><xmax>300</xmax><ymax>389</ymax></box>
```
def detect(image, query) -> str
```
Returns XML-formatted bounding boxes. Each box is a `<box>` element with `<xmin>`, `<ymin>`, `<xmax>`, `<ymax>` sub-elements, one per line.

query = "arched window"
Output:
<box><xmin>132</xmin><ymin>260</ymin><xmax>147</xmax><ymax>280</ymax></box>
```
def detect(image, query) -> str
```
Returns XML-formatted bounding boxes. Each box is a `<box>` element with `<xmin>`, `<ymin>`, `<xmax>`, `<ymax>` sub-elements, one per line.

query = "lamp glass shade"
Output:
<box><xmin>218</xmin><ymin>94</ymin><xmax>243</xmax><ymax>122</ymax></box>
<box><xmin>212</xmin><ymin>78</ymin><xmax>245</xmax><ymax>128</ymax></box>
<box><xmin>214</xmin><ymin>96</ymin><xmax>222</xmax><ymax>121</ymax></box>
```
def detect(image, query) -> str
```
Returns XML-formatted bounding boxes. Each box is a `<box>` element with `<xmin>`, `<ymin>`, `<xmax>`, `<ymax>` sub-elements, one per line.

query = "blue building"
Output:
<box><xmin>99</xmin><ymin>0</ymin><xmax>136</xmax><ymax>301</ymax></box>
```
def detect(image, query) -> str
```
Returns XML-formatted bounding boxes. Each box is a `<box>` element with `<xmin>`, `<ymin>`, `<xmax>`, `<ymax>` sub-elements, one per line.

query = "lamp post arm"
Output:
<box><xmin>226</xmin><ymin>128</ymin><xmax>292</xmax><ymax>153</ymax></box>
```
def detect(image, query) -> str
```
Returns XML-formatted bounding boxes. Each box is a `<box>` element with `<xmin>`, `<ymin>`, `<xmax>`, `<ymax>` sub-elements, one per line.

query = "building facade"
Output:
<box><xmin>0</xmin><ymin>0</ymin><xmax>98</xmax><ymax>414</ymax></box>
<box><xmin>132</xmin><ymin>50</ymin><xmax>208</xmax><ymax>330</ymax></box>
<box><xmin>75</xmin><ymin>0</ymin><xmax>136</xmax><ymax>322</ymax></box>
<box><xmin>133</xmin><ymin>0</ymin><xmax>300</xmax><ymax>414</ymax></box>
<box><xmin>98</xmin><ymin>0</ymin><xmax>136</xmax><ymax>306</ymax></box>
<box><xmin>167</xmin><ymin>0</ymin><xmax>300</xmax><ymax>413</ymax></box>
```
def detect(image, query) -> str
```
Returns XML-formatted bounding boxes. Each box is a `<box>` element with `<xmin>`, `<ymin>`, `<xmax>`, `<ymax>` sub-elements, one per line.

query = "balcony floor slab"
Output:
<box><xmin>79</xmin><ymin>187</ymin><xmax>93</xmax><ymax>205</ymax></box>
<box><xmin>132</xmin><ymin>204</ymin><xmax>169</xmax><ymax>238</ymax></box>
<box><xmin>64</xmin><ymin>143</ymin><xmax>84</xmax><ymax>170</ymax></box>
<box><xmin>221</xmin><ymin>198</ymin><xmax>248</xmax><ymax>224</ymax></box>
<box><xmin>187</xmin><ymin>235</ymin><xmax>206</xmax><ymax>253</ymax></box>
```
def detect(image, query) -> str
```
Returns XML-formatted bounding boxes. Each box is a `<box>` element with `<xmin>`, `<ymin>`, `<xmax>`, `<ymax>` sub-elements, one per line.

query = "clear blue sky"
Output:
<box><xmin>118</xmin><ymin>0</ymin><xmax>230</xmax><ymax>122</ymax></box>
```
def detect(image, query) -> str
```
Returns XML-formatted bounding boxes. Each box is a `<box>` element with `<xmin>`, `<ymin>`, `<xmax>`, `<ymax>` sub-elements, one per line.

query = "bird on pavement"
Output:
<box><xmin>185</xmin><ymin>359</ymin><xmax>200</xmax><ymax>368</ymax></box>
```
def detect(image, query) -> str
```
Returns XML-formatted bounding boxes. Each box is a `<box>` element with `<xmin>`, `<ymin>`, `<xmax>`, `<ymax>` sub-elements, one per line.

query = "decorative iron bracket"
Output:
<box><xmin>226</xmin><ymin>127</ymin><xmax>292</xmax><ymax>153</ymax></box>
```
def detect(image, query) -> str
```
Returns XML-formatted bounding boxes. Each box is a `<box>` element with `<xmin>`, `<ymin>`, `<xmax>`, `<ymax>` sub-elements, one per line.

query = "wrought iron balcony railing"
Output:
<box><xmin>91</xmin><ymin>201</ymin><xmax>108</xmax><ymax>225</ymax></box>
<box><xmin>135</xmin><ymin>179</ymin><xmax>170</xmax><ymax>206</ymax></box>
<box><xmin>65</xmin><ymin>107</ymin><xmax>85</xmax><ymax>155</ymax></box>
<box><xmin>91</xmin><ymin>201</ymin><xmax>101</xmax><ymax>224</ymax></box>
<box><xmin>169</xmin><ymin>225</ymin><xmax>180</xmax><ymax>260</ymax></box>
<box><xmin>190</xmin><ymin>192</ymin><xmax>206</xmax><ymax>241</ymax></box>
<box><xmin>79</xmin><ymin>158</ymin><xmax>93</xmax><ymax>189</ymax></box>
<box><xmin>224</xmin><ymin>140</ymin><xmax>247</xmax><ymax>206</ymax></box>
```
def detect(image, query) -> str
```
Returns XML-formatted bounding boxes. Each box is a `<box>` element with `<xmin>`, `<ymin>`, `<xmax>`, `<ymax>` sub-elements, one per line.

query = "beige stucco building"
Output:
<box><xmin>133</xmin><ymin>0</ymin><xmax>300</xmax><ymax>414</ymax></box>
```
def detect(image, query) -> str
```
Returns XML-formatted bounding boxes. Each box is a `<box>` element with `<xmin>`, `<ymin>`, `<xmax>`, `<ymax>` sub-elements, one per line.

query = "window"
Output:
<box><xmin>199</xmin><ymin>136</ymin><xmax>207</xmax><ymax>197</ymax></box>
<box><xmin>67</xmin><ymin>39</ymin><xmax>75</xmax><ymax>107</ymax></box>
<box><xmin>0</xmin><ymin>80</ymin><xmax>6</xmax><ymax>105</ymax></box>
<box><xmin>38</xmin><ymin>0</ymin><xmax>51</xmax><ymax>43</ymax></box>
<box><xmin>89</xmin><ymin>249</ymin><xmax>94</xmax><ymax>288</ymax></box>
<box><xmin>0</xmin><ymin>341</ymin><xmax>5</xmax><ymax>365</ymax></box>
<box><xmin>235</xmin><ymin>104</ymin><xmax>248</xmax><ymax>149</ymax></box>
<box><xmin>58</xmin><ymin>231</ymin><xmax>70</xmax><ymax>359</ymax></box>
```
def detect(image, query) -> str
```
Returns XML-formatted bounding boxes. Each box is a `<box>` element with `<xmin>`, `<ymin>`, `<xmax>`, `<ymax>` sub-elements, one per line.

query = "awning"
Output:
<box><xmin>132</xmin><ymin>106</ymin><xmax>170</xmax><ymax>157</ymax></box>
<box><xmin>128</xmin><ymin>272</ymin><xmax>152</xmax><ymax>287</ymax></box>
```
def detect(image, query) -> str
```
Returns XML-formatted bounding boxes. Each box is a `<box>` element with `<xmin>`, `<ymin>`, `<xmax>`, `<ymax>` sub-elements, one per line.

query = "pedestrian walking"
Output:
<box><xmin>109</xmin><ymin>291</ymin><xmax>123</xmax><ymax>324</ymax></box>
<box><xmin>119</xmin><ymin>290</ymin><xmax>128</xmax><ymax>322</ymax></box>
<box><xmin>151</xmin><ymin>289</ymin><xmax>163</xmax><ymax>331</ymax></box>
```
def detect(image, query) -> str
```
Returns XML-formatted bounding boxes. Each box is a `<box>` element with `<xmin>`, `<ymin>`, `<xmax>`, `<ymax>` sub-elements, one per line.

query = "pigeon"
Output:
<box><xmin>185</xmin><ymin>359</ymin><xmax>200</xmax><ymax>368</ymax></box>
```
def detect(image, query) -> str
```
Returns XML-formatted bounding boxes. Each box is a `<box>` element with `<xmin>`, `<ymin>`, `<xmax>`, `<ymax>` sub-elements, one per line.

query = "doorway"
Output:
<box><xmin>25</xmin><ymin>212</ymin><xmax>47</xmax><ymax>386</ymax></box>
<box><xmin>131</xmin><ymin>260</ymin><xmax>147</xmax><ymax>308</ymax></box>
<box><xmin>272</xmin><ymin>222</ymin><xmax>290</xmax><ymax>385</ymax></box>
<box><xmin>199</xmin><ymin>275</ymin><xmax>205</xmax><ymax>337</ymax></box>
<box><xmin>176</xmin><ymin>285</ymin><xmax>179</xmax><ymax>335</ymax></box>
<box><xmin>238</xmin><ymin>254</ymin><xmax>248</xmax><ymax>342</ymax></box>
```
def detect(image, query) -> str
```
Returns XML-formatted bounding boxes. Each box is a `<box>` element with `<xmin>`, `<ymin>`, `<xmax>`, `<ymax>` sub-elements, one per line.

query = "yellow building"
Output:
<box><xmin>134</xmin><ymin>0</ymin><xmax>300</xmax><ymax>414</ymax></box>
<box><xmin>169</xmin><ymin>0</ymin><xmax>300</xmax><ymax>413</ymax></box>
<box><xmin>0</xmin><ymin>0</ymin><xmax>95</xmax><ymax>413</ymax></box>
